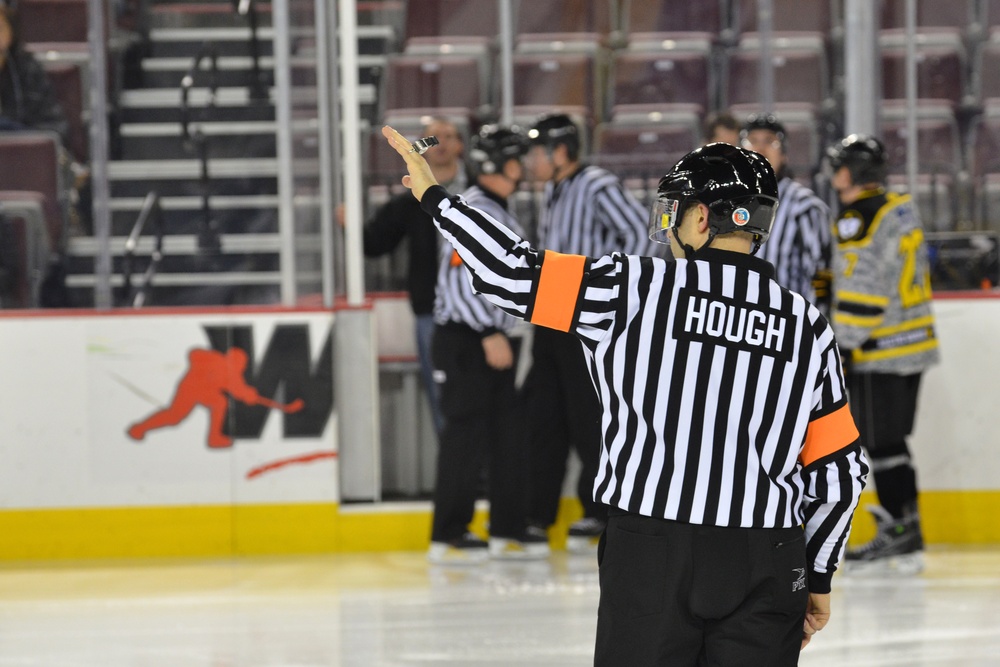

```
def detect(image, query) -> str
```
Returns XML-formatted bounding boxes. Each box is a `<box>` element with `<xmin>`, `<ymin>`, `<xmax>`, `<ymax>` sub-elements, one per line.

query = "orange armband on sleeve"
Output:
<box><xmin>800</xmin><ymin>403</ymin><xmax>860</xmax><ymax>467</ymax></box>
<box><xmin>530</xmin><ymin>250</ymin><xmax>586</xmax><ymax>332</ymax></box>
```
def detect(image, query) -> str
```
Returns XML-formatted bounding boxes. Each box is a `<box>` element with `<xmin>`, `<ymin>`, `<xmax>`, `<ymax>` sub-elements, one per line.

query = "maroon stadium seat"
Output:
<box><xmin>880</xmin><ymin>104</ymin><xmax>961</xmax><ymax>176</ymax></box>
<box><xmin>623</xmin><ymin>0</ymin><xmax>723</xmax><ymax>35</ymax></box>
<box><xmin>402</xmin><ymin>0</ymin><xmax>499</xmax><ymax>41</ymax></box>
<box><xmin>516</xmin><ymin>0</ymin><xmax>613</xmax><ymax>38</ymax></box>
<box><xmin>880</xmin><ymin>31</ymin><xmax>966</xmax><ymax>107</ymax></box>
<box><xmin>16</xmin><ymin>0</ymin><xmax>89</xmax><ymax>44</ymax></box>
<box><xmin>591</xmin><ymin>120</ymin><xmax>699</xmax><ymax>183</ymax></box>
<box><xmin>0</xmin><ymin>133</ymin><xmax>65</xmax><ymax>249</ymax></box>
<box><xmin>726</xmin><ymin>37</ymin><xmax>829</xmax><ymax>111</ymax></box>
<box><xmin>42</xmin><ymin>62</ymin><xmax>86</xmax><ymax>163</ymax></box>
<box><xmin>382</xmin><ymin>55</ymin><xmax>486</xmax><ymax>118</ymax></box>
<box><xmin>880</xmin><ymin>0</ymin><xmax>975</xmax><ymax>31</ymax></box>
<box><xmin>511</xmin><ymin>52</ymin><xmax>596</xmax><ymax>120</ymax></box>
<box><xmin>609</xmin><ymin>48</ymin><xmax>712</xmax><ymax>119</ymax></box>
<box><xmin>735</xmin><ymin>0</ymin><xmax>833</xmax><ymax>35</ymax></box>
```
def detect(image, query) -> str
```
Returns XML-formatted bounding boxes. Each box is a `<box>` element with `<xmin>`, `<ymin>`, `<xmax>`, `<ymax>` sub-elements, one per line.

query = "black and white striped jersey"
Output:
<box><xmin>758</xmin><ymin>177</ymin><xmax>832</xmax><ymax>306</ymax></box>
<box><xmin>421</xmin><ymin>185</ymin><xmax>868</xmax><ymax>590</ymax></box>
<box><xmin>537</xmin><ymin>164</ymin><xmax>653</xmax><ymax>256</ymax></box>
<box><xmin>433</xmin><ymin>184</ymin><xmax>522</xmax><ymax>333</ymax></box>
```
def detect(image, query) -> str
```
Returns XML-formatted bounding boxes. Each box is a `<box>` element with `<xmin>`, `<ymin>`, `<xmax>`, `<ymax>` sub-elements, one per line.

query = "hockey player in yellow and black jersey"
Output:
<box><xmin>826</xmin><ymin>134</ymin><xmax>940</xmax><ymax>574</ymax></box>
<box><xmin>384</xmin><ymin>125</ymin><xmax>868</xmax><ymax>665</ymax></box>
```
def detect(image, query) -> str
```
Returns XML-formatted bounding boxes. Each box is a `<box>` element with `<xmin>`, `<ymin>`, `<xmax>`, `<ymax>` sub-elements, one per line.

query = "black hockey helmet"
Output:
<box><xmin>466</xmin><ymin>124</ymin><xmax>530</xmax><ymax>180</ymax></box>
<box><xmin>649</xmin><ymin>142</ymin><xmax>779</xmax><ymax>255</ymax></box>
<box><xmin>527</xmin><ymin>113</ymin><xmax>581</xmax><ymax>159</ymax></box>
<box><xmin>740</xmin><ymin>112</ymin><xmax>786</xmax><ymax>150</ymax></box>
<box><xmin>826</xmin><ymin>133</ymin><xmax>888</xmax><ymax>185</ymax></box>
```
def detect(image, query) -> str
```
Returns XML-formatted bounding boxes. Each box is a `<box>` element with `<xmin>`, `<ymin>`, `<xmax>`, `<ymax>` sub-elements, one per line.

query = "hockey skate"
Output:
<box><xmin>489</xmin><ymin>527</ymin><xmax>551</xmax><ymax>561</ymax></box>
<box><xmin>428</xmin><ymin>533</ymin><xmax>489</xmax><ymax>565</ymax></box>
<box><xmin>566</xmin><ymin>517</ymin><xmax>606</xmax><ymax>553</ymax></box>
<box><xmin>844</xmin><ymin>505</ymin><xmax>924</xmax><ymax>575</ymax></box>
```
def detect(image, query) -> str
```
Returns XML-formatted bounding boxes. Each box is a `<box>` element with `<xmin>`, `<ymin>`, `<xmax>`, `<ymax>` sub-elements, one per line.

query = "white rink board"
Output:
<box><xmin>0</xmin><ymin>311</ymin><xmax>338</xmax><ymax>509</ymax></box>
<box><xmin>910</xmin><ymin>296</ymin><xmax>1000</xmax><ymax>490</ymax></box>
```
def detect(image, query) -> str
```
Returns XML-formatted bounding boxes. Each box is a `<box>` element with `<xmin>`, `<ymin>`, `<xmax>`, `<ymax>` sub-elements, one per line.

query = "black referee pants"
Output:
<box><xmin>522</xmin><ymin>325</ymin><xmax>606</xmax><ymax>526</ymax></box>
<box><xmin>847</xmin><ymin>371</ymin><xmax>923</xmax><ymax>519</ymax></box>
<box><xmin>595</xmin><ymin>510</ymin><xmax>807</xmax><ymax>667</ymax></box>
<box><xmin>430</xmin><ymin>323</ymin><xmax>528</xmax><ymax>542</ymax></box>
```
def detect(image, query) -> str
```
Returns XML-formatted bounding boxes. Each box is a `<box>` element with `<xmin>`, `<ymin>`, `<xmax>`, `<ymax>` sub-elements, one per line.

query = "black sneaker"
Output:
<box><xmin>427</xmin><ymin>532</ymin><xmax>489</xmax><ymax>565</ymax></box>
<box><xmin>845</xmin><ymin>505</ymin><xmax>924</xmax><ymax>574</ymax></box>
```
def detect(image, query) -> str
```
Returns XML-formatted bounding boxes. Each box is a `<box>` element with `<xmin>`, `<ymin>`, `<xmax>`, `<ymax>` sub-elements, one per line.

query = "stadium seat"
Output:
<box><xmin>880</xmin><ymin>30</ymin><xmax>967</xmax><ymax>107</ymax></box>
<box><xmin>0</xmin><ymin>133</ymin><xmax>66</xmax><ymax>250</ymax></box>
<box><xmin>975</xmin><ymin>32</ymin><xmax>1000</xmax><ymax>106</ymax></box>
<box><xmin>42</xmin><ymin>61</ymin><xmax>87</xmax><ymax>163</ymax></box>
<box><xmin>402</xmin><ymin>0</ymin><xmax>499</xmax><ymax>41</ymax></box>
<box><xmin>511</xmin><ymin>52</ymin><xmax>597</xmax><ymax>121</ymax></box>
<box><xmin>381</xmin><ymin>54</ymin><xmax>487</xmax><ymax>118</ymax></box>
<box><xmin>16</xmin><ymin>0</ymin><xmax>89</xmax><ymax>44</ymax></box>
<box><xmin>0</xmin><ymin>191</ymin><xmax>50</xmax><ymax>308</ymax></box>
<box><xmin>609</xmin><ymin>46</ymin><xmax>712</xmax><ymax>120</ymax></box>
<box><xmin>591</xmin><ymin>120</ymin><xmax>700</xmax><ymax>184</ymax></box>
<box><xmin>880</xmin><ymin>102</ymin><xmax>962</xmax><ymax>174</ymax></box>
<box><xmin>622</xmin><ymin>0</ymin><xmax>724</xmax><ymax>35</ymax></box>
<box><xmin>880</xmin><ymin>0</ymin><xmax>975</xmax><ymax>31</ymax></box>
<box><xmin>726</xmin><ymin>35</ymin><xmax>830</xmax><ymax>111</ymax></box>
<box><xmin>515</xmin><ymin>0</ymin><xmax>614</xmax><ymax>39</ymax></box>
<box><xmin>734</xmin><ymin>0</ymin><xmax>834</xmax><ymax>35</ymax></box>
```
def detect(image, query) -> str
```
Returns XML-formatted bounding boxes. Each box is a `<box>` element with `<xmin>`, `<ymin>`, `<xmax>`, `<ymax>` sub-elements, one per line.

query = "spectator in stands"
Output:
<box><xmin>520</xmin><ymin>113</ymin><xmax>650</xmax><ymax>552</ymax></box>
<box><xmin>427</xmin><ymin>124</ymin><xmax>548</xmax><ymax>563</ymax></box>
<box><xmin>0</xmin><ymin>5</ymin><xmax>68</xmax><ymax>142</ymax></box>
<box><xmin>357</xmin><ymin>117</ymin><xmax>465</xmax><ymax>435</ymax></box>
<box><xmin>702</xmin><ymin>111</ymin><xmax>740</xmax><ymax>146</ymax></box>
<box><xmin>741</xmin><ymin>113</ymin><xmax>832</xmax><ymax>310</ymax></box>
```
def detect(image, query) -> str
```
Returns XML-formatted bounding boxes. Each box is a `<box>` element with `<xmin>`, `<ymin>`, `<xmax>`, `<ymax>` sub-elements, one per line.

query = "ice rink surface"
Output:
<box><xmin>1</xmin><ymin>546</ymin><xmax>999</xmax><ymax>666</ymax></box>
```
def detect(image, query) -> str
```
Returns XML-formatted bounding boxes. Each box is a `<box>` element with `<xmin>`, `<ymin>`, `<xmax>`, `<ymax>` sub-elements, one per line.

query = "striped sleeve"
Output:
<box><xmin>423</xmin><ymin>186</ymin><xmax>622</xmax><ymax>339</ymax></box>
<box><xmin>799</xmin><ymin>329</ymin><xmax>869</xmax><ymax>592</ymax></box>
<box><xmin>592</xmin><ymin>175</ymin><xmax>651</xmax><ymax>256</ymax></box>
<box><xmin>763</xmin><ymin>179</ymin><xmax>831</xmax><ymax>303</ymax></box>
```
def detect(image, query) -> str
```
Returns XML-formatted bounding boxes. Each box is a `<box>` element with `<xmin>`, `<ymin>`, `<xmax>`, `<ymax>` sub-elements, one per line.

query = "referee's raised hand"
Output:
<box><xmin>382</xmin><ymin>125</ymin><xmax>439</xmax><ymax>202</ymax></box>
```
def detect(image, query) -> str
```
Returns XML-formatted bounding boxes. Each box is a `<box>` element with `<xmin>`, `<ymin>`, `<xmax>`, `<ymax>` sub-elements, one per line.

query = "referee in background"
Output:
<box><xmin>741</xmin><ymin>113</ymin><xmax>833</xmax><ymax>311</ymax></box>
<box><xmin>383</xmin><ymin>127</ymin><xmax>868</xmax><ymax>665</ymax></box>
<box><xmin>521</xmin><ymin>113</ymin><xmax>654</xmax><ymax>550</ymax></box>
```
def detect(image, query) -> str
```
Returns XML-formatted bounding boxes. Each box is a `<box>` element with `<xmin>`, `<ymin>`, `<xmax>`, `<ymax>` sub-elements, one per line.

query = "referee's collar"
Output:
<box><xmin>693</xmin><ymin>247</ymin><xmax>775</xmax><ymax>279</ymax></box>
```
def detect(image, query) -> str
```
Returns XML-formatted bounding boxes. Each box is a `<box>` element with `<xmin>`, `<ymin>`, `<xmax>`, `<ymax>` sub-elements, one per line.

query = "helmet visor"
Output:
<box><xmin>648</xmin><ymin>194</ymin><xmax>684</xmax><ymax>244</ymax></box>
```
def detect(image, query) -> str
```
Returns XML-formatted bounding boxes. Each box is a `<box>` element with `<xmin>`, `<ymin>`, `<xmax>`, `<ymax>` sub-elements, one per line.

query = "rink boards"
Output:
<box><xmin>0</xmin><ymin>295</ymin><xmax>997</xmax><ymax>559</ymax></box>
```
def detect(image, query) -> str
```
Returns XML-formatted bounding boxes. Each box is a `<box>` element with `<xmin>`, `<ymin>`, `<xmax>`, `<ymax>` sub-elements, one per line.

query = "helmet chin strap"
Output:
<box><xmin>671</xmin><ymin>226</ymin><xmax>716</xmax><ymax>258</ymax></box>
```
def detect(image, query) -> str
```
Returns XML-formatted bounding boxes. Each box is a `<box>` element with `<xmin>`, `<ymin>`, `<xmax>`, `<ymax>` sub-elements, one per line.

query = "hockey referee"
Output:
<box><xmin>382</xmin><ymin>126</ymin><xmax>868</xmax><ymax>665</ymax></box>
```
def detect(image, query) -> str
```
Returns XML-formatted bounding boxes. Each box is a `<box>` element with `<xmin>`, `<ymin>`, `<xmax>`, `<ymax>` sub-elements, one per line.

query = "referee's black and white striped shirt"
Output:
<box><xmin>433</xmin><ymin>184</ymin><xmax>521</xmax><ymax>333</ymax></box>
<box><xmin>758</xmin><ymin>177</ymin><xmax>832</xmax><ymax>305</ymax></box>
<box><xmin>537</xmin><ymin>164</ymin><xmax>653</xmax><ymax>256</ymax></box>
<box><xmin>424</xmin><ymin>184</ymin><xmax>868</xmax><ymax>591</ymax></box>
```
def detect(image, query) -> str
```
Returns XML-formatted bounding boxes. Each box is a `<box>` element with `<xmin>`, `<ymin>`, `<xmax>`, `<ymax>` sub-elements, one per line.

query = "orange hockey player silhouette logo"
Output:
<box><xmin>127</xmin><ymin>347</ymin><xmax>304</xmax><ymax>449</ymax></box>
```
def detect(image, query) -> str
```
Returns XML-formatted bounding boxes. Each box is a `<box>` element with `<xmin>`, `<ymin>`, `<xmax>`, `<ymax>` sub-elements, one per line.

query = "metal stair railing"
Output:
<box><xmin>180</xmin><ymin>43</ymin><xmax>222</xmax><ymax>261</ymax></box>
<box><xmin>119</xmin><ymin>190</ymin><xmax>163</xmax><ymax>308</ymax></box>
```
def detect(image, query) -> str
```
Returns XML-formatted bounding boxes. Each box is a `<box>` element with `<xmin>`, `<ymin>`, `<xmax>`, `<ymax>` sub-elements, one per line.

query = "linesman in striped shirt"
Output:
<box><xmin>427</xmin><ymin>125</ymin><xmax>549</xmax><ymax>564</ymax></box>
<box><xmin>521</xmin><ymin>113</ymin><xmax>654</xmax><ymax>549</ymax></box>
<box><xmin>383</xmin><ymin>127</ymin><xmax>868</xmax><ymax>665</ymax></box>
<box><xmin>741</xmin><ymin>113</ymin><xmax>833</xmax><ymax>311</ymax></box>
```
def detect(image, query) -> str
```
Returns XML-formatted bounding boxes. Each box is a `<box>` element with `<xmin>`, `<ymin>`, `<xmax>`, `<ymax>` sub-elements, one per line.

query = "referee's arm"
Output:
<box><xmin>383</xmin><ymin>124</ymin><xmax>617</xmax><ymax>337</ymax></box>
<box><xmin>798</xmin><ymin>339</ymin><xmax>870</xmax><ymax>593</ymax></box>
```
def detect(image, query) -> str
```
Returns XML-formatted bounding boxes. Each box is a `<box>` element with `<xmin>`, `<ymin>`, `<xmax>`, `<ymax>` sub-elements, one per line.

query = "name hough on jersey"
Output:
<box><xmin>676</xmin><ymin>289</ymin><xmax>794</xmax><ymax>361</ymax></box>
